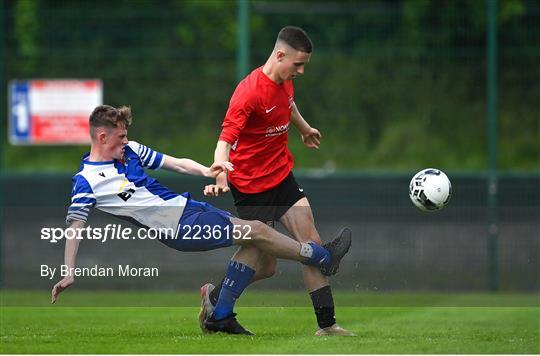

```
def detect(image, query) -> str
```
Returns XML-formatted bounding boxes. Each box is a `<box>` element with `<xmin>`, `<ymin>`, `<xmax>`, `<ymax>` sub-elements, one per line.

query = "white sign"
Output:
<box><xmin>9</xmin><ymin>79</ymin><xmax>103</xmax><ymax>145</ymax></box>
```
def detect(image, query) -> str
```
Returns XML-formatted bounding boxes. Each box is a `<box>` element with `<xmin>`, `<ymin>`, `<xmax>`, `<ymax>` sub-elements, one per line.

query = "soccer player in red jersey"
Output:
<box><xmin>202</xmin><ymin>26</ymin><xmax>355</xmax><ymax>336</ymax></box>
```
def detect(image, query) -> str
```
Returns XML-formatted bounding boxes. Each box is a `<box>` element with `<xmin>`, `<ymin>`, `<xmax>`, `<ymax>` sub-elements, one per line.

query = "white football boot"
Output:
<box><xmin>198</xmin><ymin>283</ymin><xmax>215</xmax><ymax>333</ymax></box>
<box><xmin>315</xmin><ymin>323</ymin><xmax>356</xmax><ymax>336</ymax></box>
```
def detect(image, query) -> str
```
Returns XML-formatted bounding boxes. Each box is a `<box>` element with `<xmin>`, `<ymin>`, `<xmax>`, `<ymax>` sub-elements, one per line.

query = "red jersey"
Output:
<box><xmin>219</xmin><ymin>66</ymin><xmax>295</xmax><ymax>193</ymax></box>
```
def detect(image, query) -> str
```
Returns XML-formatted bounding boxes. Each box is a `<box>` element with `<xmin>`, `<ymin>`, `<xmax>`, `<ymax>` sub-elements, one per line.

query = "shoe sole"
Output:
<box><xmin>198</xmin><ymin>283</ymin><xmax>215</xmax><ymax>334</ymax></box>
<box><xmin>323</xmin><ymin>227</ymin><xmax>352</xmax><ymax>276</ymax></box>
<box><xmin>204</xmin><ymin>316</ymin><xmax>255</xmax><ymax>336</ymax></box>
<box><xmin>315</xmin><ymin>329</ymin><xmax>357</xmax><ymax>337</ymax></box>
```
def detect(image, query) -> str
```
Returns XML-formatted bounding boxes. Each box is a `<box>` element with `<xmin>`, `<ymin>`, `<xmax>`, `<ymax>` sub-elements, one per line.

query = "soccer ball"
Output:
<box><xmin>409</xmin><ymin>168</ymin><xmax>452</xmax><ymax>211</ymax></box>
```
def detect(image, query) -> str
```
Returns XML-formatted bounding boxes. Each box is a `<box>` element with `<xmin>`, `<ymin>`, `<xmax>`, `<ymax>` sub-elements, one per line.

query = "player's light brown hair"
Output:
<box><xmin>276</xmin><ymin>26</ymin><xmax>313</xmax><ymax>53</ymax></box>
<box><xmin>89</xmin><ymin>105</ymin><xmax>132</xmax><ymax>138</ymax></box>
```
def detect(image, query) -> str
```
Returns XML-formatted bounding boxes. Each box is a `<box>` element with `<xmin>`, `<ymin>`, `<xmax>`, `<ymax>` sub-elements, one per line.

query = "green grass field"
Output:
<box><xmin>1</xmin><ymin>290</ymin><xmax>539</xmax><ymax>354</ymax></box>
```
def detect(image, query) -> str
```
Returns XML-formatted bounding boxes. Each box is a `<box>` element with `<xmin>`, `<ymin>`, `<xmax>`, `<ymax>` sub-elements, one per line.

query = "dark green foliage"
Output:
<box><xmin>3</xmin><ymin>0</ymin><xmax>539</xmax><ymax>171</ymax></box>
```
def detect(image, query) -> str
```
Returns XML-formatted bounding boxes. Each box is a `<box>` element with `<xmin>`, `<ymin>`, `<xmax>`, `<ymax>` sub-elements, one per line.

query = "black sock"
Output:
<box><xmin>209</xmin><ymin>278</ymin><xmax>225</xmax><ymax>306</ymax></box>
<box><xmin>309</xmin><ymin>285</ymin><xmax>336</xmax><ymax>329</ymax></box>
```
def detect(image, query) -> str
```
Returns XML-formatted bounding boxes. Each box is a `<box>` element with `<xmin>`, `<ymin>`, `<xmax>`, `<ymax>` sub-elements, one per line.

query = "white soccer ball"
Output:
<box><xmin>409</xmin><ymin>168</ymin><xmax>452</xmax><ymax>211</ymax></box>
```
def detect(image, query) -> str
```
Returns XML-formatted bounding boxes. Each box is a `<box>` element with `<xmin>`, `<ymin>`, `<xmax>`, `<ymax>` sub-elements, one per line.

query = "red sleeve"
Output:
<box><xmin>219</xmin><ymin>83</ymin><xmax>256</xmax><ymax>144</ymax></box>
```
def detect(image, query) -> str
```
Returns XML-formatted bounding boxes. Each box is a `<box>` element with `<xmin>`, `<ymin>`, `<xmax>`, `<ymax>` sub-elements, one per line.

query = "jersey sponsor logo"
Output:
<box><xmin>117</xmin><ymin>188</ymin><xmax>135</xmax><ymax>202</ymax></box>
<box><xmin>265</xmin><ymin>122</ymin><xmax>289</xmax><ymax>137</ymax></box>
<box><xmin>265</xmin><ymin>105</ymin><xmax>277</xmax><ymax>114</ymax></box>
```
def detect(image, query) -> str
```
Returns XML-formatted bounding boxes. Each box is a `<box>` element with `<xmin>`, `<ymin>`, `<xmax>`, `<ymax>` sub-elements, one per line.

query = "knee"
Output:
<box><xmin>256</xmin><ymin>257</ymin><xmax>277</xmax><ymax>279</ymax></box>
<box><xmin>246</xmin><ymin>220</ymin><xmax>270</xmax><ymax>242</ymax></box>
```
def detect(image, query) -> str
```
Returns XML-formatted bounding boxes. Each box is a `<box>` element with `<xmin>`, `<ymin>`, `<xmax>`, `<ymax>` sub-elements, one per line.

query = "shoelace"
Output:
<box><xmin>324</xmin><ymin>237</ymin><xmax>340</xmax><ymax>252</ymax></box>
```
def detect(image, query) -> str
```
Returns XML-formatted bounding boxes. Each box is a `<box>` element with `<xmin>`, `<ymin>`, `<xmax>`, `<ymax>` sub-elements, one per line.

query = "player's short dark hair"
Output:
<box><xmin>89</xmin><ymin>105</ymin><xmax>132</xmax><ymax>138</ymax></box>
<box><xmin>276</xmin><ymin>26</ymin><xmax>313</xmax><ymax>53</ymax></box>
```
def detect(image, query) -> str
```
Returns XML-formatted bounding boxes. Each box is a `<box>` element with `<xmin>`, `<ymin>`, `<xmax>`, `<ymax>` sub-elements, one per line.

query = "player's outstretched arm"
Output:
<box><xmin>290</xmin><ymin>102</ymin><xmax>322</xmax><ymax>149</ymax></box>
<box><xmin>204</xmin><ymin>140</ymin><xmax>232</xmax><ymax>196</ymax></box>
<box><xmin>162</xmin><ymin>155</ymin><xmax>233</xmax><ymax>178</ymax></box>
<box><xmin>51</xmin><ymin>220</ymin><xmax>85</xmax><ymax>304</ymax></box>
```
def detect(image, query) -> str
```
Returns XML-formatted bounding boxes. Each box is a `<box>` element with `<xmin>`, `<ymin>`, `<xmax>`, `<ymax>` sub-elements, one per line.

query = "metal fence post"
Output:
<box><xmin>0</xmin><ymin>0</ymin><xmax>5</xmax><ymax>288</ymax></box>
<box><xmin>237</xmin><ymin>0</ymin><xmax>250</xmax><ymax>82</ymax></box>
<box><xmin>486</xmin><ymin>0</ymin><xmax>499</xmax><ymax>291</ymax></box>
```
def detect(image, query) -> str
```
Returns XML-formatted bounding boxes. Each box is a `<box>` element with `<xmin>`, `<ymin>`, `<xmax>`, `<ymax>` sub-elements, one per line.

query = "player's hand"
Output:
<box><xmin>204</xmin><ymin>161</ymin><xmax>234</xmax><ymax>178</ymax></box>
<box><xmin>301</xmin><ymin>127</ymin><xmax>322</xmax><ymax>149</ymax></box>
<box><xmin>204</xmin><ymin>184</ymin><xmax>230</xmax><ymax>196</ymax></box>
<box><xmin>51</xmin><ymin>276</ymin><xmax>74</xmax><ymax>304</ymax></box>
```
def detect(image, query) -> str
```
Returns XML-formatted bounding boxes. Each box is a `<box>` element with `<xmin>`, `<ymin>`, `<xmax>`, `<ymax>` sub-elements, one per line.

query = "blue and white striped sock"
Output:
<box><xmin>212</xmin><ymin>260</ymin><xmax>255</xmax><ymax>321</ymax></box>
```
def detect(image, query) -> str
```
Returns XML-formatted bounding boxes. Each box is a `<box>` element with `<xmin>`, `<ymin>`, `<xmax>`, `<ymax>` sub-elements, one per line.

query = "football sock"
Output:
<box><xmin>300</xmin><ymin>242</ymin><xmax>331</xmax><ymax>268</ymax></box>
<box><xmin>310</xmin><ymin>285</ymin><xmax>336</xmax><ymax>329</ymax></box>
<box><xmin>212</xmin><ymin>260</ymin><xmax>255</xmax><ymax>321</ymax></box>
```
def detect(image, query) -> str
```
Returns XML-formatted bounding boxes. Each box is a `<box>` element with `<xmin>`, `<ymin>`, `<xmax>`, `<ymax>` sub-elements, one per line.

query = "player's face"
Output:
<box><xmin>278</xmin><ymin>49</ymin><xmax>311</xmax><ymax>81</ymax></box>
<box><xmin>104</xmin><ymin>125</ymin><xmax>129</xmax><ymax>160</ymax></box>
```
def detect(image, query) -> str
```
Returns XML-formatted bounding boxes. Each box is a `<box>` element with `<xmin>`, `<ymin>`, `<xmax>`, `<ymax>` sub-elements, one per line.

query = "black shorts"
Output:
<box><xmin>230</xmin><ymin>172</ymin><xmax>306</xmax><ymax>224</ymax></box>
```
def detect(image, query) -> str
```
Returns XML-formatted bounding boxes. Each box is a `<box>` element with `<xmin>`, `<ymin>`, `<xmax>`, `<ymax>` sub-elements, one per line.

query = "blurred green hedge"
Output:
<box><xmin>3</xmin><ymin>0</ymin><xmax>539</xmax><ymax>172</ymax></box>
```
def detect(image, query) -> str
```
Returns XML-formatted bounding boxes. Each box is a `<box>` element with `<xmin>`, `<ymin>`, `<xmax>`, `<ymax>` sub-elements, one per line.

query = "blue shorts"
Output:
<box><xmin>160</xmin><ymin>196</ymin><xmax>235</xmax><ymax>252</ymax></box>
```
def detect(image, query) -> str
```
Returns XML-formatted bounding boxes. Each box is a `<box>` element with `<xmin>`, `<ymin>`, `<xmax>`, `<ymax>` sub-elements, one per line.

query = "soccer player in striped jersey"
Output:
<box><xmin>50</xmin><ymin>105</ymin><xmax>351</xmax><ymax>335</ymax></box>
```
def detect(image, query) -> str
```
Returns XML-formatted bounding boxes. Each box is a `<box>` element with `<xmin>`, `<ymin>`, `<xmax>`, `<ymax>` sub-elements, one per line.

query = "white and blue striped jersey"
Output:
<box><xmin>66</xmin><ymin>141</ymin><xmax>187</xmax><ymax>231</ymax></box>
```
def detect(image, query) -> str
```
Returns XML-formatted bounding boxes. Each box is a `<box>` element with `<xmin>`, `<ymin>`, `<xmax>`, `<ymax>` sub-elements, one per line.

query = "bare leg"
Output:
<box><xmin>229</xmin><ymin>218</ymin><xmax>307</xmax><ymax>262</ymax></box>
<box><xmin>279</xmin><ymin>197</ymin><xmax>329</xmax><ymax>292</ymax></box>
<box><xmin>227</xmin><ymin>198</ymin><xmax>330</xmax><ymax>286</ymax></box>
<box><xmin>278</xmin><ymin>197</ymin><xmax>353</xmax><ymax>334</ymax></box>
<box><xmin>230</xmin><ymin>245</ymin><xmax>277</xmax><ymax>282</ymax></box>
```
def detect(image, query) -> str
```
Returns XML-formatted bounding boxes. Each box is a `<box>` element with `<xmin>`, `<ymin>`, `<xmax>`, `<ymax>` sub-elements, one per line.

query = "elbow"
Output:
<box><xmin>217</xmin><ymin>139</ymin><xmax>232</xmax><ymax>148</ymax></box>
<box><xmin>178</xmin><ymin>161</ymin><xmax>191</xmax><ymax>174</ymax></box>
<box><xmin>170</xmin><ymin>159</ymin><xmax>187</xmax><ymax>174</ymax></box>
<box><xmin>218</xmin><ymin>127</ymin><xmax>238</xmax><ymax>147</ymax></box>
